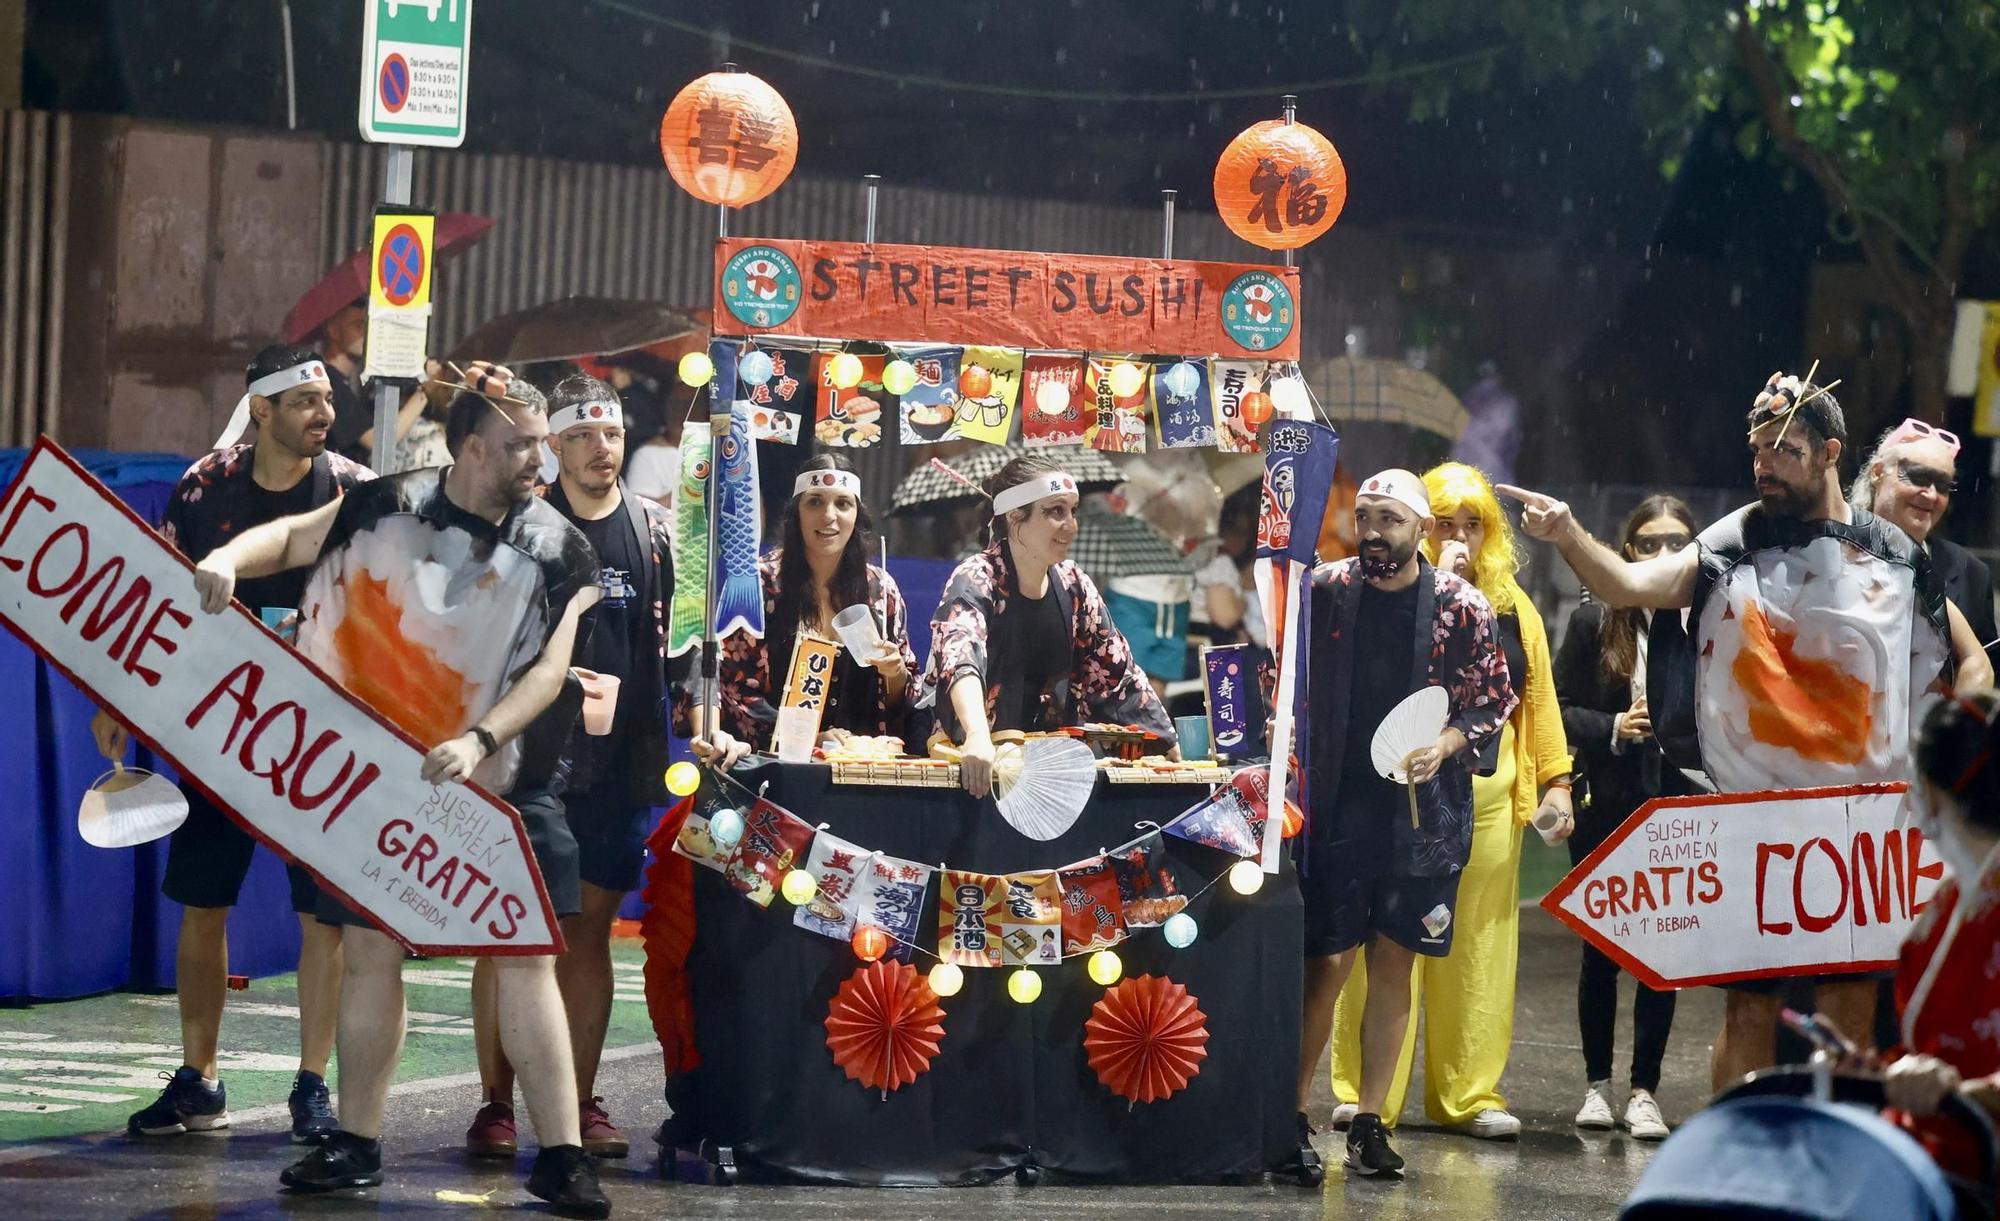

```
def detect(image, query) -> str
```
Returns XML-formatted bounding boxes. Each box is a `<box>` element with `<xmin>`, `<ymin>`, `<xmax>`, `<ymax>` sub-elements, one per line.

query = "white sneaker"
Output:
<box><xmin>1624</xmin><ymin>1090</ymin><xmax>1669</xmax><ymax>1141</ymax></box>
<box><xmin>1464</xmin><ymin>1108</ymin><xmax>1522</xmax><ymax>1140</ymax></box>
<box><xmin>1575</xmin><ymin>1081</ymin><xmax>1616</xmax><ymax>1130</ymax></box>
<box><xmin>1330</xmin><ymin>1102</ymin><xmax>1359</xmax><ymax>1131</ymax></box>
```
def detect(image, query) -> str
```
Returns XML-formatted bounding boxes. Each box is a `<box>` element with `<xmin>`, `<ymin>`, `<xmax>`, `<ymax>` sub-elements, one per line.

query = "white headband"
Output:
<box><xmin>992</xmin><ymin>472</ymin><xmax>1078</xmax><ymax>517</ymax></box>
<box><xmin>548</xmin><ymin>399</ymin><xmax>623</xmax><ymax>435</ymax></box>
<box><xmin>248</xmin><ymin>360</ymin><xmax>330</xmax><ymax>401</ymax></box>
<box><xmin>212</xmin><ymin>360</ymin><xmax>334</xmax><ymax>450</ymax></box>
<box><xmin>1356</xmin><ymin>468</ymin><xmax>1431</xmax><ymax>519</ymax></box>
<box><xmin>794</xmin><ymin>469</ymin><xmax>861</xmax><ymax>498</ymax></box>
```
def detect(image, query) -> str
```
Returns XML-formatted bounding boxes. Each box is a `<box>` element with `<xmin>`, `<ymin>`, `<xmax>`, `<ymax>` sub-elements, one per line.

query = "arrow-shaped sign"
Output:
<box><xmin>1542</xmin><ymin>783</ymin><xmax>1941</xmax><ymax>990</ymax></box>
<box><xmin>0</xmin><ymin>439</ymin><xmax>559</xmax><ymax>954</ymax></box>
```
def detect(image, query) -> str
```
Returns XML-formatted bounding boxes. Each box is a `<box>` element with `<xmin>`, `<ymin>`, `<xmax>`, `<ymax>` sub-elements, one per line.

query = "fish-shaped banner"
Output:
<box><xmin>666</xmin><ymin>420</ymin><xmax>712</xmax><ymax>657</ymax></box>
<box><xmin>712</xmin><ymin>402</ymin><xmax>764</xmax><ymax>641</ymax></box>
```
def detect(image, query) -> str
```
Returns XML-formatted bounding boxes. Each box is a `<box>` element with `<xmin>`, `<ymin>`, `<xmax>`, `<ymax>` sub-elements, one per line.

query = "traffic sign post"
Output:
<box><xmin>362</xmin><ymin>208</ymin><xmax>435</xmax><ymax>422</ymax></box>
<box><xmin>359</xmin><ymin>0</ymin><xmax>473</xmax><ymax>148</ymax></box>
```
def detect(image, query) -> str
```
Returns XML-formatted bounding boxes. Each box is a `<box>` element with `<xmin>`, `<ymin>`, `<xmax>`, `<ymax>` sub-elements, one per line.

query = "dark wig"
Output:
<box><xmin>773</xmin><ymin>452</ymin><xmax>874</xmax><ymax>635</ymax></box>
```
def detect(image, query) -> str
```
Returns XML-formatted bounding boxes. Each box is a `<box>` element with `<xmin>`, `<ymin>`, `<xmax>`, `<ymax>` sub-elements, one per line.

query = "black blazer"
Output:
<box><xmin>1552</xmin><ymin>601</ymin><xmax>1693</xmax><ymax>843</ymax></box>
<box><xmin>1931</xmin><ymin>536</ymin><xmax>1998</xmax><ymax>670</ymax></box>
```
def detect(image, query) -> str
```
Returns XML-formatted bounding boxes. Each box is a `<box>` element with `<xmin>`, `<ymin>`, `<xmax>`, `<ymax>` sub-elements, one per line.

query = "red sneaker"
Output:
<box><xmin>465</xmin><ymin>1099</ymin><xmax>518</xmax><ymax>1159</ymax></box>
<box><xmin>579</xmin><ymin>1096</ymin><xmax>629</xmax><ymax>1158</ymax></box>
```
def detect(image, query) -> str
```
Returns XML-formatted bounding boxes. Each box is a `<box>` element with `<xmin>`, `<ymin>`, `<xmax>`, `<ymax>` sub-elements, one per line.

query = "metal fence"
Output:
<box><xmin>0</xmin><ymin>110</ymin><xmax>70</xmax><ymax>446</ymax></box>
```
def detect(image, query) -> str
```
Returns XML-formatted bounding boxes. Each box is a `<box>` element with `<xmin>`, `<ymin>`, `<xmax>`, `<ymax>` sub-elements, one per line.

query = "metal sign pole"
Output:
<box><xmin>863</xmin><ymin>174</ymin><xmax>880</xmax><ymax>245</ymax></box>
<box><xmin>373</xmin><ymin>146</ymin><xmax>413</xmax><ymax>472</ymax></box>
<box><xmin>702</xmin><ymin>201</ymin><xmax>728</xmax><ymax>734</ymax></box>
<box><xmin>1160</xmin><ymin>189</ymin><xmax>1176</xmax><ymax>260</ymax></box>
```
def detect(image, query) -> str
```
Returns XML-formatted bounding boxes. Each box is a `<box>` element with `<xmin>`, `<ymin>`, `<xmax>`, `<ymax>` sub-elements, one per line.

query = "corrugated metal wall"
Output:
<box><xmin>0</xmin><ymin>110</ymin><xmax>69</xmax><ymax>446</ymax></box>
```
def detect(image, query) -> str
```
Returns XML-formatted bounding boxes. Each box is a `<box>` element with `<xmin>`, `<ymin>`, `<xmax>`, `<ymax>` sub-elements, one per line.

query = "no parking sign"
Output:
<box><xmin>364</xmin><ymin>210</ymin><xmax>435</xmax><ymax>381</ymax></box>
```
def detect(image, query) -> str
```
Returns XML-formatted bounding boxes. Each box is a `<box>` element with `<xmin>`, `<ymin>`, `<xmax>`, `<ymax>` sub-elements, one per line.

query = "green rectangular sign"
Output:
<box><xmin>359</xmin><ymin>0</ymin><xmax>473</xmax><ymax>148</ymax></box>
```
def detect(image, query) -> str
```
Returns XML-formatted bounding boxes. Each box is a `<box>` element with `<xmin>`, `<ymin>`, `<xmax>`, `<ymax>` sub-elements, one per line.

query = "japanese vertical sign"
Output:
<box><xmin>1202</xmin><ymin>643</ymin><xmax>1263</xmax><ymax>759</ymax></box>
<box><xmin>774</xmin><ymin>633</ymin><xmax>837</xmax><ymax>758</ymax></box>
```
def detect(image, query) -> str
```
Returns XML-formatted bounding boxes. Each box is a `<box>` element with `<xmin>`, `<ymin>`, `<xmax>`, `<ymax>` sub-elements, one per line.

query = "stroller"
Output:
<box><xmin>1622</xmin><ymin>1066</ymin><xmax>2000</xmax><ymax>1220</ymax></box>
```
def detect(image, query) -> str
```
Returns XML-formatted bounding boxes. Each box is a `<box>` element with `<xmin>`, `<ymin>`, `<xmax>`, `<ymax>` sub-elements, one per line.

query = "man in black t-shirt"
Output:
<box><xmin>92</xmin><ymin>344</ymin><xmax>372</xmax><ymax>1146</ymax></box>
<box><xmin>1295</xmin><ymin>469</ymin><xmax>1515</xmax><ymax>1179</ymax></box>
<box><xmin>186</xmin><ymin>366</ymin><xmax>613</xmax><ymax>1217</ymax></box>
<box><xmin>462</xmin><ymin>374</ymin><xmax>744</xmax><ymax>1161</ymax></box>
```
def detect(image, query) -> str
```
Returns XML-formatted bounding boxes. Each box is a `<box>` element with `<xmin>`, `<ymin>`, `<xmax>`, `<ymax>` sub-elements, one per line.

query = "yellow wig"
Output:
<box><xmin>1421</xmin><ymin>461</ymin><xmax>1524</xmax><ymax>614</ymax></box>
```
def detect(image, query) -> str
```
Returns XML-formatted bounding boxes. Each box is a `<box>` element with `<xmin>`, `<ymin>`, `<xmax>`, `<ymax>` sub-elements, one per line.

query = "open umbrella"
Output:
<box><xmin>1303</xmin><ymin>356</ymin><xmax>1468</xmax><ymax>442</ymax></box>
<box><xmin>282</xmin><ymin>212</ymin><xmax>495</xmax><ymax>343</ymax></box>
<box><xmin>890</xmin><ymin>445</ymin><xmax>1125</xmax><ymax>514</ymax></box>
<box><xmin>450</xmin><ymin>298</ymin><xmax>708</xmax><ymax>366</ymax></box>
<box><xmin>1069</xmin><ymin>501</ymin><xmax>1193</xmax><ymax>583</ymax></box>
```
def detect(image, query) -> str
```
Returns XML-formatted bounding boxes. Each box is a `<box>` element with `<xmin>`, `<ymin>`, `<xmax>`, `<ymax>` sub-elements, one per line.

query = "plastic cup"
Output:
<box><xmin>831</xmin><ymin>604</ymin><xmax>884</xmax><ymax>664</ymax></box>
<box><xmin>1173</xmin><ymin>715</ymin><xmax>1212</xmax><ymax>761</ymax></box>
<box><xmin>1532</xmin><ymin>805</ymin><xmax>1567</xmax><ymax>847</ymax></box>
<box><xmin>574</xmin><ymin>668</ymin><xmax>620</xmax><ymax>736</ymax></box>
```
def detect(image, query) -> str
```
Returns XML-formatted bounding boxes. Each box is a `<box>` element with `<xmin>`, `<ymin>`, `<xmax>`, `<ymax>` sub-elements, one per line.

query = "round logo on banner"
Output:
<box><xmin>1221</xmin><ymin>271</ymin><xmax>1295</xmax><ymax>351</ymax></box>
<box><xmin>721</xmin><ymin>246</ymin><xmax>802</xmax><ymax>329</ymax></box>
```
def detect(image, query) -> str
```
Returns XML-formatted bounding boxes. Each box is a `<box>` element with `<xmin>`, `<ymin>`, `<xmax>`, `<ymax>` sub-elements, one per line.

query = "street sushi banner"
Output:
<box><xmin>712</xmin><ymin>237</ymin><xmax>1302</xmax><ymax>360</ymax></box>
<box><xmin>0</xmin><ymin>441</ymin><xmax>560</xmax><ymax>955</ymax></box>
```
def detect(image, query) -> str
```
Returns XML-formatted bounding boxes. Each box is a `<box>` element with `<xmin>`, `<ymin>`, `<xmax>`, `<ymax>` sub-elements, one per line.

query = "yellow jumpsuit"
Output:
<box><xmin>1328</xmin><ymin>596</ymin><xmax>1570</xmax><ymax>1126</ymax></box>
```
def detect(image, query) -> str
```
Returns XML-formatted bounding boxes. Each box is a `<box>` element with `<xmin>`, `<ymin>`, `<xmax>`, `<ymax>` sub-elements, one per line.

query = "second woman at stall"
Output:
<box><xmin>922</xmin><ymin>454</ymin><xmax>1175</xmax><ymax>797</ymax></box>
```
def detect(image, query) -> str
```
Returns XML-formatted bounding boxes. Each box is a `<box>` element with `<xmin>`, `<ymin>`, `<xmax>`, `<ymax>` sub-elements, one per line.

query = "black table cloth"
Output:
<box><xmin>669</xmin><ymin>758</ymin><xmax>1303</xmax><ymax>1185</ymax></box>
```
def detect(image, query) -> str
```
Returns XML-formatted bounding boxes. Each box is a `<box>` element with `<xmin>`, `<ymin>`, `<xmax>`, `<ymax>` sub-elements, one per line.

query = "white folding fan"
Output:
<box><xmin>78</xmin><ymin>763</ymin><xmax>189</xmax><ymax>849</ymax></box>
<box><xmin>992</xmin><ymin>737</ymin><xmax>1098</xmax><ymax>841</ymax></box>
<box><xmin>1370</xmin><ymin>686</ymin><xmax>1449</xmax><ymax>784</ymax></box>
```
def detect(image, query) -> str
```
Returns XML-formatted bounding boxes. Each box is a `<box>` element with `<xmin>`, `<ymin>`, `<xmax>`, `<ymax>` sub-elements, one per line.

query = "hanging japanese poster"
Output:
<box><xmin>1057</xmin><ymin>856</ymin><xmax>1129</xmax><ymax>954</ymax></box>
<box><xmin>792</xmin><ymin>831</ymin><xmax>870</xmax><ymax>940</ymax></box>
<box><xmin>939</xmin><ymin>869</ymin><xmax>1007</xmax><ymax>968</ymax></box>
<box><xmin>1021</xmin><ymin>354</ymin><xmax>1089</xmax><ymax>448</ymax></box>
<box><xmin>722</xmin><ymin>798</ymin><xmax>817</xmax><ymax>909</ymax></box>
<box><xmin>893</xmin><ymin>345</ymin><xmax>966</xmax><ymax>446</ymax></box>
<box><xmin>955</xmin><ymin>345</ymin><xmax>1023</xmax><ymax>444</ymax></box>
<box><xmin>855</xmin><ymin>853</ymin><xmax>932</xmax><ymax>964</ymax></box>
<box><xmin>1154</xmin><ymin>358</ymin><xmax>1217</xmax><ymax>449</ymax></box>
<box><xmin>1000</xmin><ymin>870</ymin><xmax>1065</xmax><ymax>965</ymax></box>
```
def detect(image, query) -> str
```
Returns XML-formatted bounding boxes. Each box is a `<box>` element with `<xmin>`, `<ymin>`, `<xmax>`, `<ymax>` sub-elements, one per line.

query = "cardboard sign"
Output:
<box><xmin>1543</xmin><ymin>784</ymin><xmax>1940</xmax><ymax>989</ymax></box>
<box><xmin>774</xmin><ymin>632</ymin><xmax>838</xmax><ymax>758</ymax></box>
<box><xmin>713</xmin><ymin>237</ymin><xmax>1302</xmax><ymax>360</ymax></box>
<box><xmin>0</xmin><ymin>441</ymin><xmax>558</xmax><ymax>954</ymax></box>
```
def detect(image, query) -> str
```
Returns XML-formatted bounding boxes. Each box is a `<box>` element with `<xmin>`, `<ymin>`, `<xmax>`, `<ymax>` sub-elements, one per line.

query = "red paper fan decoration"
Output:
<box><xmin>824</xmin><ymin>960</ymin><xmax>946</xmax><ymax>1094</ymax></box>
<box><xmin>1084</xmin><ymin>975</ymin><xmax>1210</xmax><ymax>1105</ymax></box>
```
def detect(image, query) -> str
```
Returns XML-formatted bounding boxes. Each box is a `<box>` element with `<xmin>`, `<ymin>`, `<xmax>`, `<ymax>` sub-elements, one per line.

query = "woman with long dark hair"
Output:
<box><xmin>708</xmin><ymin>452</ymin><xmax>916</xmax><ymax>746</ymax></box>
<box><xmin>1551</xmin><ymin>493</ymin><xmax>1700</xmax><ymax>1140</ymax></box>
<box><xmin>920</xmin><ymin>452</ymin><xmax>1173</xmax><ymax>797</ymax></box>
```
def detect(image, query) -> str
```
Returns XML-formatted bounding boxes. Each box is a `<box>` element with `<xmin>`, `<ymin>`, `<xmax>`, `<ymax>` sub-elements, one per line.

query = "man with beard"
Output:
<box><xmin>184</xmin><ymin>365</ymin><xmax>613</xmax><ymax>1216</ymax></box>
<box><xmin>1296</xmin><ymin>469</ymin><xmax>1516</xmax><ymax>1178</ymax></box>
<box><xmin>94</xmin><ymin>344</ymin><xmax>372</xmax><ymax>1144</ymax></box>
<box><xmin>1499</xmin><ymin>372</ymin><xmax>1991</xmax><ymax>1091</ymax></box>
<box><xmin>463</xmin><ymin>374</ymin><xmax>747</xmax><ymax>1160</ymax></box>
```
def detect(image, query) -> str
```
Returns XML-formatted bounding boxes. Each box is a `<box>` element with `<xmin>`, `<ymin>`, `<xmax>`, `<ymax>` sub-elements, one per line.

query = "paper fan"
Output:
<box><xmin>1084</xmin><ymin>974</ymin><xmax>1209</xmax><ymax>1105</ymax></box>
<box><xmin>992</xmin><ymin>736</ymin><xmax>1097</xmax><ymax>841</ymax></box>
<box><xmin>1369</xmin><ymin>686</ymin><xmax>1449</xmax><ymax>783</ymax></box>
<box><xmin>824</xmin><ymin>960</ymin><xmax>946</xmax><ymax>1095</ymax></box>
<box><xmin>77</xmin><ymin>765</ymin><xmax>189</xmax><ymax>848</ymax></box>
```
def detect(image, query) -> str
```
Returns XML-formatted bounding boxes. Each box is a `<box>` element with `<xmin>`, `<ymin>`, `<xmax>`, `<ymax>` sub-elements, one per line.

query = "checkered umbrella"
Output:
<box><xmin>889</xmin><ymin>445</ymin><xmax>1125</xmax><ymax>513</ymax></box>
<box><xmin>1303</xmin><ymin>356</ymin><xmax>1468</xmax><ymax>442</ymax></box>
<box><xmin>1068</xmin><ymin>502</ymin><xmax>1193</xmax><ymax>582</ymax></box>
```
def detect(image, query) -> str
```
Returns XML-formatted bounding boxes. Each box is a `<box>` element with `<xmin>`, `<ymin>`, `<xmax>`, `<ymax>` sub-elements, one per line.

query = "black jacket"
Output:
<box><xmin>1553</xmin><ymin>601</ymin><xmax>1694</xmax><ymax>845</ymax></box>
<box><xmin>1931</xmin><ymin>536</ymin><xmax>1998</xmax><ymax>670</ymax></box>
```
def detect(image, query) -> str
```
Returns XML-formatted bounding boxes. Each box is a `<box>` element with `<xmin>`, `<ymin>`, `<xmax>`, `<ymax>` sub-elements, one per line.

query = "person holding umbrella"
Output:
<box><xmin>690</xmin><ymin>452</ymin><xmax>918</xmax><ymax>748</ymax></box>
<box><xmin>921</xmin><ymin>453</ymin><xmax>1175</xmax><ymax>798</ymax></box>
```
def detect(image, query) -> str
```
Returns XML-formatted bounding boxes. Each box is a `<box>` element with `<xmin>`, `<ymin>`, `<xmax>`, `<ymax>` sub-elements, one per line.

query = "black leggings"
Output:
<box><xmin>1577</xmin><ymin>940</ymin><xmax>1678</xmax><ymax>1091</ymax></box>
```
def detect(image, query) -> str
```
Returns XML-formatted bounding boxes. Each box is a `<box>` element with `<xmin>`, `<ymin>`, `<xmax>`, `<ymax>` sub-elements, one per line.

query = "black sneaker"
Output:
<box><xmin>1296</xmin><ymin>1110</ymin><xmax>1317</xmax><ymax>1147</ymax></box>
<box><xmin>1345</xmin><ymin>1112</ymin><xmax>1405</xmax><ymax>1177</ymax></box>
<box><xmin>527</xmin><ymin>1144</ymin><xmax>611</xmax><ymax>1219</ymax></box>
<box><xmin>280</xmin><ymin>1130</ymin><xmax>383</xmax><ymax>1192</ymax></box>
<box><xmin>126</xmin><ymin>1066</ymin><xmax>229</xmax><ymax>1137</ymax></box>
<box><xmin>288</xmin><ymin>1070</ymin><xmax>337</xmax><ymax>1145</ymax></box>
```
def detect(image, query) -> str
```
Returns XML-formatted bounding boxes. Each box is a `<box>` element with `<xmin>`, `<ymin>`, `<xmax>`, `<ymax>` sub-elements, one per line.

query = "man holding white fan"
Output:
<box><xmin>1293</xmin><ymin>469</ymin><xmax>1516</xmax><ymax>1180</ymax></box>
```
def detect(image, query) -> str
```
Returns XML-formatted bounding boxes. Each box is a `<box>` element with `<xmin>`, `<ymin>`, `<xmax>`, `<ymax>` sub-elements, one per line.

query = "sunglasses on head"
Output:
<box><xmin>1630</xmin><ymin>533</ymin><xmax>1691</xmax><ymax>555</ymax></box>
<box><xmin>1895</xmin><ymin>460</ymin><xmax>1958</xmax><ymax>496</ymax></box>
<box><xmin>1885</xmin><ymin>417</ymin><xmax>1962</xmax><ymax>455</ymax></box>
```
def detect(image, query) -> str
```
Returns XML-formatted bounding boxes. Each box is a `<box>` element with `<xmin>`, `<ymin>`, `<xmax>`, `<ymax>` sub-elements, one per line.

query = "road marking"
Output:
<box><xmin>0</xmin><ymin>1083</ymin><xmax>137</xmax><ymax>1103</ymax></box>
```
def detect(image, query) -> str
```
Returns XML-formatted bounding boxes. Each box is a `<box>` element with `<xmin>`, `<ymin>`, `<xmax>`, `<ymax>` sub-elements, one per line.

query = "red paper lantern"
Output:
<box><xmin>1213</xmin><ymin>119</ymin><xmax>1346</xmax><ymax>251</ymax></box>
<box><xmin>851</xmin><ymin>924</ymin><xmax>892</xmax><ymax>962</ymax></box>
<box><xmin>659</xmin><ymin>70</ymin><xmax>799</xmax><ymax>207</ymax></box>
<box><xmin>1084</xmin><ymin>975</ymin><xmax>1210</xmax><ymax>1105</ymax></box>
<box><xmin>1240</xmin><ymin>391</ymin><xmax>1275</xmax><ymax>429</ymax></box>
<box><xmin>824</xmin><ymin>960</ymin><xmax>946</xmax><ymax>1093</ymax></box>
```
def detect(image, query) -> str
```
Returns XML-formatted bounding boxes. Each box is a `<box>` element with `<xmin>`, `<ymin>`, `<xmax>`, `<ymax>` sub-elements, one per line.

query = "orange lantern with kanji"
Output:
<box><xmin>1213</xmin><ymin>119</ymin><xmax>1346</xmax><ymax>251</ymax></box>
<box><xmin>660</xmin><ymin>69</ymin><xmax>799</xmax><ymax>207</ymax></box>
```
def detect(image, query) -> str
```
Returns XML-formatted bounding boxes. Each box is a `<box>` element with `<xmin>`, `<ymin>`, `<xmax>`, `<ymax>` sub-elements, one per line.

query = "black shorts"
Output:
<box><xmin>162</xmin><ymin>786</ymin><xmax>320</xmax><ymax>913</ymax></box>
<box><xmin>316</xmin><ymin>787</ymin><xmax>582</xmax><ymax>929</ymax></box>
<box><xmin>1299</xmin><ymin>835</ymin><xmax>1462</xmax><ymax>959</ymax></box>
<box><xmin>565</xmin><ymin>790</ymin><xmax>659</xmax><ymax>894</ymax></box>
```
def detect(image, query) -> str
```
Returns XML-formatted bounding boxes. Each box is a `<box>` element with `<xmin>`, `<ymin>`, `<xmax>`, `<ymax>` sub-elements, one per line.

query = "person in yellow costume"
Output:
<box><xmin>1327</xmin><ymin>461</ymin><xmax>1574</xmax><ymax>1139</ymax></box>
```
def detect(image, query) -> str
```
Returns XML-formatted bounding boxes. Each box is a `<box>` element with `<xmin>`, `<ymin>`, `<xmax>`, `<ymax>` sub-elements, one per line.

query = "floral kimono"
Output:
<box><xmin>920</xmin><ymin>543</ymin><xmax>1172</xmax><ymax>742</ymax></box>
<box><xmin>1296</xmin><ymin>555</ymin><xmax>1517</xmax><ymax>876</ymax></box>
